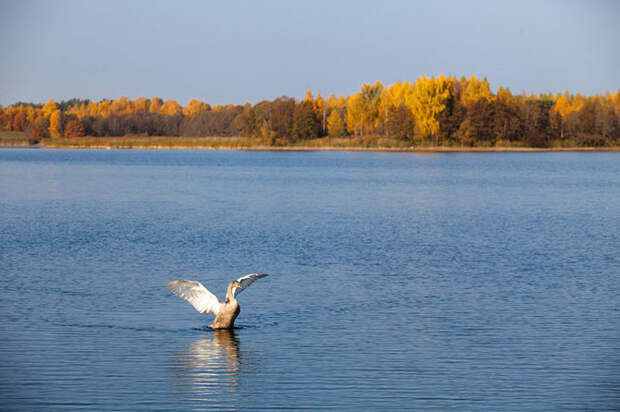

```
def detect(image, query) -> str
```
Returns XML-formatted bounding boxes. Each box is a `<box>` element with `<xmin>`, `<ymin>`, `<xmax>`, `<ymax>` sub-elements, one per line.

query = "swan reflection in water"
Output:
<box><xmin>170</xmin><ymin>329</ymin><xmax>242</xmax><ymax>401</ymax></box>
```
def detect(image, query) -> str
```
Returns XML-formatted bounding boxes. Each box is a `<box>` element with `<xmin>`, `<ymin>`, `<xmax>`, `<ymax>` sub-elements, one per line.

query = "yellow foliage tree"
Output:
<box><xmin>312</xmin><ymin>93</ymin><xmax>324</xmax><ymax>115</ymax></box>
<box><xmin>66</xmin><ymin>103</ymin><xmax>87</xmax><ymax>120</ymax></box>
<box><xmin>313</xmin><ymin>93</ymin><xmax>326</xmax><ymax>135</ymax></box>
<box><xmin>496</xmin><ymin>86</ymin><xmax>513</xmax><ymax>102</ymax></box>
<box><xmin>26</xmin><ymin>106</ymin><xmax>37</xmax><ymax>124</ymax></box>
<box><xmin>379</xmin><ymin>82</ymin><xmax>414</xmax><ymax>135</ymax></box>
<box><xmin>360</xmin><ymin>81</ymin><xmax>383</xmax><ymax>134</ymax></box>
<box><xmin>462</xmin><ymin>75</ymin><xmax>493</xmax><ymax>107</ymax></box>
<box><xmin>49</xmin><ymin>109</ymin><xmax>63</xmax><ymax>138</ymax></box>
<box><xmin>132</xmin><ymin>97</ymin><xmax>150</xmax><ymax>113</ymax></box>
<box><xmin>327</xmin><ymin>109</ymin><xmax>346</xmax><ymax>137</ymax></box>
<box><xmin>346</xmin><ymin>93</ymin><xmax>364</xmax><ymax>136</ymax></box>
<box><xmin>552</xmin><ymin>94</ymin><xmax>573</xmax><ymax>118</ymax></box>
<box><xmin>97</xmin><ymin>99</ymin><xmax>111</xmax><ymax>117</ymax></box>
<box><xmin>329</xmin><ymin>94</ymin><xmax>346</xmax><ymax>108</ymax></box>
<box><xmin>42</xmin><ymin>99</ymin><xmax>57</xmax><ymax>118</ymax></box>
<box><xmin>378</xmin><ymin>81</ymin><xmax>416</xmax><ymax>137</ymax></box>
<box><xmin>160</xmin><ymin>99</ymin><xmax>182</xmax><ymax>115</ymax></box>
<box><xmin>552</xmin><ymin>92</ymin><xmax>585</xmax><ymax>139</ymax></box>
<box><xmin>410</xmin><ymin>75</ymin><xmax>451</xmax><ymax>140</ymax></box>
<box><xmin>149</xmin><ymin>97</ymin><xmax>163</xmax><ymax>114</ymax></box>
<box><xmin>183</xmin><ymin>99</ymin><xmax>206</xmax><ymax>117</ymax></box>
<box><xmin>378</xmin><ymin>87</ymin><xmax>394</xmax><ymax>134</ymax></box>
<box><xmin>391</xmin><ymin>81</ymin><xmax>415</xmax><ymax>107</ymax></box>
<box><xmin>87</xmin><ymin>102</ymin><xmax>98</xmax><ymax>117</ymax></box>
<box><xmin>110</xmin><ymin>96</ymin><xmax>131</xmax><ymax>115</ymax></box>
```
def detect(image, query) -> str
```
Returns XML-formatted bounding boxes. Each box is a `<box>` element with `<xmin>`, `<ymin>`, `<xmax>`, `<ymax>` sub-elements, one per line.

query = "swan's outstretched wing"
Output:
<box><xmin>232</xmin><ymin>273</ymin><xmax>268</xmax><ymax>297</ymax></box>
<box><xmin>166</xmin><ymin>280</ymin><xmax>222</xmax><ymax>315</ymax></box>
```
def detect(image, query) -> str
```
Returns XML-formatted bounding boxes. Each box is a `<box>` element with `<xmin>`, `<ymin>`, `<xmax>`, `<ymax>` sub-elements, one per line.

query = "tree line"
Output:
<box><xmin>1</xmin><ymin>75</ymin><xmax>618</xmax><ymax>147</ymax></box>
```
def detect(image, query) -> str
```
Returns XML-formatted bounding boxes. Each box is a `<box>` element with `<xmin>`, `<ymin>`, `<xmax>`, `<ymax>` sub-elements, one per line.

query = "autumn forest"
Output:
<box><xmin>1</xmin><ymin>75</ymin><xmax>619</xmax><ymax>149</ymax></box>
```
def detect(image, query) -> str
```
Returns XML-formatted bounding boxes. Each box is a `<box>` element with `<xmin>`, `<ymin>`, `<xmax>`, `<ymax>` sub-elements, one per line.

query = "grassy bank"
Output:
<box><xmin>2</xmin><ymin>132</ymin><xmax>619</xmax><ymax>151</ymax></box>
<box><xmin>0</xmin><ymin>131</ymin><xmax>36</xmax><ymax>146</ymax></box>
<box><xmin>46</xmin><ymin>135</ymin><xmax>620</xmax><ymax>152</ymax></box>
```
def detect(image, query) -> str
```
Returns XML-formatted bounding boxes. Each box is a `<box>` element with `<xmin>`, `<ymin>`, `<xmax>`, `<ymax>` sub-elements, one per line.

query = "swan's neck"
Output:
<box><xmin>225</xmin><ymin>282</ymin><xmax>237</xmax><ymax>303</ymax></box>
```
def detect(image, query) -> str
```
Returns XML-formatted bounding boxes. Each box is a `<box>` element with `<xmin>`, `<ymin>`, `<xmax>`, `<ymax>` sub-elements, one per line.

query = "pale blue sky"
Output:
<box><xmin>0</xmin><ymin>0</ymin><xmax>618</xmax><ymax>106</ymax></box>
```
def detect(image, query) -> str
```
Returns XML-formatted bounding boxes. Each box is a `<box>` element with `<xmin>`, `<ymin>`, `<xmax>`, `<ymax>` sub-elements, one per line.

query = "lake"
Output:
<box><xmin>0</xmin><ymin>149</ymin><xmax>618</xmax><ymax>410</ymax></box>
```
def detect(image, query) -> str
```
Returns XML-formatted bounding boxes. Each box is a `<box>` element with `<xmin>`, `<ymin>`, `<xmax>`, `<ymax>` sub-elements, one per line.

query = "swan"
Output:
<box><xmin>166</xmin><ymin>273</ymin><xmax>268</xmax><ymax>329</ymax></box>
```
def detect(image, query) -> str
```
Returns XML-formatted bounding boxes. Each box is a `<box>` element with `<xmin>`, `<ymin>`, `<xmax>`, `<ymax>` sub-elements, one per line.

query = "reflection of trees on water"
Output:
<box><xmin>169</xmin><ymin>329</ymin><xmax>242</xmax><ymax>405</ymax></box>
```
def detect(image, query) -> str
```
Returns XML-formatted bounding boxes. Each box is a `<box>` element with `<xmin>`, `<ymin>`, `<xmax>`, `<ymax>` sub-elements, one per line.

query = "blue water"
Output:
<box><xmin>0</xmin><ymin>149</ymin><xmax>618</xmax><ymax>410</ymax></box>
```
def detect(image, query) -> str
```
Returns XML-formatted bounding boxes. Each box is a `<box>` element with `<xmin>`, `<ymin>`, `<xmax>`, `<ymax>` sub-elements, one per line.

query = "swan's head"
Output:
<box><xmin>226</xmin><ymin>280</ymin><xmax>242</xmax><ymax>302</ymax></box>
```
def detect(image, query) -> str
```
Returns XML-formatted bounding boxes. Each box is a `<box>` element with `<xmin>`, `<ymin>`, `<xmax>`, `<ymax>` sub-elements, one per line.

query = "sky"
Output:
<box><xmin>0</xmin><ymin>0</ymin><xmax>618</xmax><ymax>106</ymax></box>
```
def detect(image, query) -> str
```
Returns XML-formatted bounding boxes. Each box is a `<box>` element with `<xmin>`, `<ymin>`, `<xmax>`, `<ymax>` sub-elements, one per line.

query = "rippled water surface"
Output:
<box><xmin>0</xmin><ymin>149</ymin><xmax>618</xmax><ymax>410</ymax></box>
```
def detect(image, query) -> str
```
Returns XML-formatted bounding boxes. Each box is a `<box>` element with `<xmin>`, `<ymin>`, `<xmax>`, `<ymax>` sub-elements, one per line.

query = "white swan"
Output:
<box><xmin>166</xmin><ymin>273</ymin><xmax>268</xmax><ymax>329</ymax></box>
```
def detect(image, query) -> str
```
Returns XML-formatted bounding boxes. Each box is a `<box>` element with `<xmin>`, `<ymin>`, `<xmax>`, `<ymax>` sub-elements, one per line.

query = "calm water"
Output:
<box><xmin>0</xmin><ymin>149</ymin><xmax>618</xmax><ymax>410</ymax></box>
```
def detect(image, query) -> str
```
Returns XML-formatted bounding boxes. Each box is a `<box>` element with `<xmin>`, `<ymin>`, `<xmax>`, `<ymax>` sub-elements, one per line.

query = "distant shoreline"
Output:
<box><xmin>2</xmin><ymin>143</ymin><xmax>619</xmax><ymax>153</ymax></box>
<box><xmin>1</xmin><ymin>133</ymin><xmax>619</xmax><ymax>152</ymax></box>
